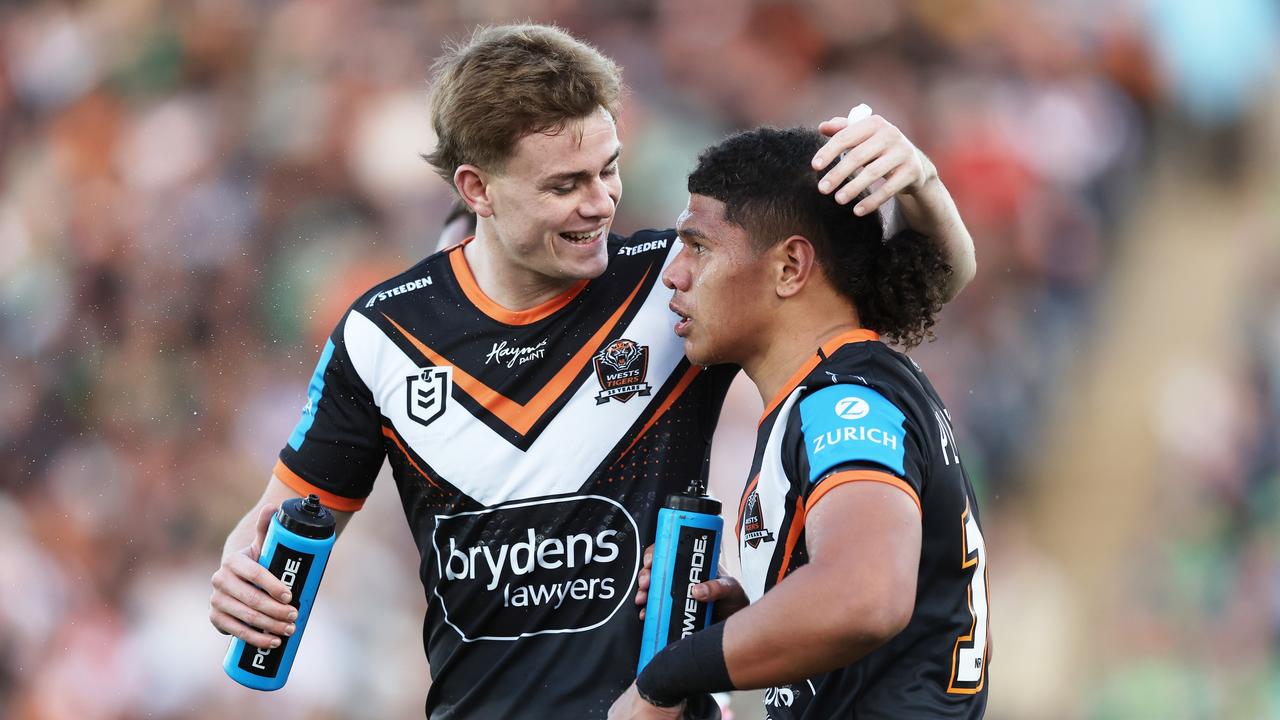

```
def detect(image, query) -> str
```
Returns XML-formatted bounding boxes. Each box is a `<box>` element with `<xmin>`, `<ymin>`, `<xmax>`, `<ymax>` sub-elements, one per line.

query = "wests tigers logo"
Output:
<box><xmin>593</xmin><ymin>338</ymin><xmax>652</xmax><ymax>405</ymax></box>
<box><xmin>742</xmin><ymin>490</ymin><xmax>775</xmax><ymax>548</ymax></box>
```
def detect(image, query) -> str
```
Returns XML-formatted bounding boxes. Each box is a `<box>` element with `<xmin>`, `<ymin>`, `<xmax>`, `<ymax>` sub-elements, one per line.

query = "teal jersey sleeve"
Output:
<box><xmin>797</xmin><ymin>384</ymin><xmax>908</xmax><ymax>483</ymax></box>
<box><xmin>278</xmin><ymin>311</ymin><xmax>385</xmax><ymax>502</ymax></box>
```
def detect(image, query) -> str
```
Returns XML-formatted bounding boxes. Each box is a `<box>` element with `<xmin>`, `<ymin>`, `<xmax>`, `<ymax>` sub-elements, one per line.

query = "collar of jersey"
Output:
<box><xmin>449</xmin><ymin>236</ymin><xmax>590</xmax><ymax>326</ymax></box>
<box><xmin>758</xmin><ymin>328</ymin><xmax>881</xmax><ymax>426</ymax></box>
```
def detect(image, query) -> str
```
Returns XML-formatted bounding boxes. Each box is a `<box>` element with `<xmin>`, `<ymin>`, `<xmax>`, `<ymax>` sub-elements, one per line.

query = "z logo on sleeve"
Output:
<box><xmin>799</xmin><ymin>384</ymin><xmax>907</xmax><ymax>481</ymax></box>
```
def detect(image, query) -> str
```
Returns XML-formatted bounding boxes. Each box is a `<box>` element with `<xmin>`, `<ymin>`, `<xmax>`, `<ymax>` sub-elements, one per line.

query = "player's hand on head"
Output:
<box><xmin>608</xmin><ymin>683</ymin><xmax>685</xmax><ymax>719</ymax></box>
<box><xmin>812</xmin><ymin>110</ymin><xmax>938</xmax><ymax>218</ymax></box>
<box><xmin>209</xmin><ymin>504</ymin><xmax>299</xmax><ymax>649</ymax></box>
<box><xmin>636</xmin><ymin>544</ymin><xmax>655</xmax><ymax>618</ymax></box>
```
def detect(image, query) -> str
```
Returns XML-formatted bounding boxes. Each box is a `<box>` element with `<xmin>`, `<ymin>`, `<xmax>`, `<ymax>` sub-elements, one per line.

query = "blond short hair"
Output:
<box><xmin>425</xmin><ymin>24</ymin><xmax>624</xmax><ymax>184</ymax></box>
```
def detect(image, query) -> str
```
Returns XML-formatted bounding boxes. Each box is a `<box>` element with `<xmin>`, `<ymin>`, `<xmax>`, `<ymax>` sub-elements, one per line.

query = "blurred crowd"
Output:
<box><xmin>1</xmin><ymin>0</ymin><xmax>1277</xmax><ymax>718</ymax></box>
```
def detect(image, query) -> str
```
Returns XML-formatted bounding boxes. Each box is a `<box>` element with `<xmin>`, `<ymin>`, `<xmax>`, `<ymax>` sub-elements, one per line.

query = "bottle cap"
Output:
<box><xmin>664</xmin><ymin>493</ymin><xmax>721</xmax><ymax>515</ymax></box>
<box><xmin>277</xmin><ymin>494</ymin><xmax>337</xmax><ymax>539</ymax></box>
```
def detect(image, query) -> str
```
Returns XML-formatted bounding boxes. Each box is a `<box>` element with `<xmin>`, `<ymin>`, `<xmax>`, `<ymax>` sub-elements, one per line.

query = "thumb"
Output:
<box><xmin>249</xmin><ymin>504</ymin><xmax>277</xmax><ymax>557</ymax></box>
<box><xmin>689</xmin><ymin>576</ymin><xmax>742</xmax><ymax>603</ymax></box>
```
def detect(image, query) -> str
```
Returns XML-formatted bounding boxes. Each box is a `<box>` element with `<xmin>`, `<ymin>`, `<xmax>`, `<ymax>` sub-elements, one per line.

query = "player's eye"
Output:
<box><xmin>601</xmin><ymin>163</ymin><xmax>618</xmax><ymax>177</ymax></box>
<box><xmin>550</xmin><ymin>183</ymin><xmax>575</xmax><ymax>196</ymax></box>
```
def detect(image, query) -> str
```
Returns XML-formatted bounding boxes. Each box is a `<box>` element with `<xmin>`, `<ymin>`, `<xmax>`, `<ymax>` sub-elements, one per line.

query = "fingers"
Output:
<box><xmin>854</xmin><ymin>166</ymin><xmax>915</xmax><ymax>216</ymax></box>
<box><xmin>211</xmin><ymin>561</ymin><xmax>298</xmax><ymax>632</ymax></box>
<box><xmin>635</xmin><ymin>544</ymin><xmax>654</xmax><ymax>615</ymax></box>
<box><xmin>811</xmin><ymin>114</ymin><xmax>926</xmax><ymax>216</ymax></box>
<box><xmin>635</xmin><ymin>568</ymin><xmax>649</xmax><ymax>612</ymax></box>
<box><xmin>210</xmin><ymin>608</ymin><xmax>285</xmax><ymax>650</ymax></box>
<box><xmin>834</xmin><ymin>152</ymin><xmax>904</xmax><ymax>209</ymax></box>
<box><xmin>817</xmin><ymin>134</ymin><xmax>889</xmax><ymax>196</ymax></box>
<box><xmin>811</xmin><ymin>118</ymin><xmax>878</xmax><ymax>173</ymax></box>
<box><xmin>210</xmin><ymin>584</ymin><xmax>298</xmax><ymax>638</ymax></box>
<box><xmin>637</xmin><ymin>548</ymin><xmax>653</xmax><ymax>591</ymax></box>
<box><xmin>817</xmin><ymin>116</ymin><xmax>849</xmax><ymax>138</ymax></box>
<box><xmin>209</xmin><ymin>543</ymin><xmax>298</xmax><ymax>645</ymax></box>
<box><xmin>227</xmin><ymin>550</ymin><xmax>293</xmax><ymax>606</ymax></box>
<box><xmin>211</xmin><ymin>563</ymin><xmax>296</xmax><ymax>622</ymax></box>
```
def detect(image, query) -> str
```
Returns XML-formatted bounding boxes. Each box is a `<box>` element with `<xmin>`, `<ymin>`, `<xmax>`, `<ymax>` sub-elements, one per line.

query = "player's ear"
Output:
<box><xmin>775</xmin><ymin>235</ymin><xmax>816</xmax><ymax>298</ymax></box>
<box><xmin>454</xmin><ymin>164</ymin><xmax>495</xmax><ymax>218</ymax></box>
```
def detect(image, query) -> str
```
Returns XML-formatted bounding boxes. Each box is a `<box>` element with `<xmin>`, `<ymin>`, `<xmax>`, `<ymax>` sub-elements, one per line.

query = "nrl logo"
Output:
<box><xmin>406</xmin><ymin>366</ymin><xmax>452</xmax><ymax>427</ymax></box>
<box><xmin>593</xmin><ymin>338</ymin><xmax>652</xmax><ymax>405</ymax></box>
<box><xmin>742</xmin><ymin>490</ymin><xmax>775</xmax><ymax>549</ymax></box>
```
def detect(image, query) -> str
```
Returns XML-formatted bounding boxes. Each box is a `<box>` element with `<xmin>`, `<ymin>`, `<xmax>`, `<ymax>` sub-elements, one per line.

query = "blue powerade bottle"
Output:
<box><xmin>224</xmin><ymin>494</ymin><xmax>336</xmax><ymax>691</ymax></box>
<box><xmin>638</xmin><ymin>479</ymin><xmax>723</xmax><ymax>673</ymax></box>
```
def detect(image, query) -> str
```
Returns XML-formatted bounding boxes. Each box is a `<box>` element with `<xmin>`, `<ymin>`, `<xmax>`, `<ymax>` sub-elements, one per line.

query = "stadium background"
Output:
<box><xmin>1</xmin><ymin>0</ymin><xmax>1278</xmax><ymax>718</ymax></box>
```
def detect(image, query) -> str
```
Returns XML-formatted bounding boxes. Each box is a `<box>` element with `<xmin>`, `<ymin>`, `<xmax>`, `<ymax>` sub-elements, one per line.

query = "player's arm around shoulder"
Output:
<box><xmin>209</xmin><ymin>475</ymin><xmax>355</xmax><ymax>649</ymax></box>
<box><xmin>813</xmin><ymin>110</ymin><xmax>977</xmax><ymax>300</ymax></box>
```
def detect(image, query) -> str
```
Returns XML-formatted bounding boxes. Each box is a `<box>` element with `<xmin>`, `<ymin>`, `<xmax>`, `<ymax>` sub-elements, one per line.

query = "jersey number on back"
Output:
<box><xmin>947</xmin><ymin>500</ymin><xmax>988</xmax><ymax>693</ymax></box>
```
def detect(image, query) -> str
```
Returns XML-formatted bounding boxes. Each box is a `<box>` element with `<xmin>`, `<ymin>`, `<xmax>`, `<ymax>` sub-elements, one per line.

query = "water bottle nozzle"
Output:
<box><xmin>302</xmin><ymin>494</ymin><xmax>322</xmax><ymax>515</ymax></box>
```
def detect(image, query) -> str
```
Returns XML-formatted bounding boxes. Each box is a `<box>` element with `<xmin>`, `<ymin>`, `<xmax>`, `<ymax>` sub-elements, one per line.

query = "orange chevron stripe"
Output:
<box><xmin>776</xmin><ymin>495</ymin><xmax>807</xmax><ymax>585</ymax></box>
<box><xmin>383</xmin><ymin>268</ymin><xmax>651</xmax><ymax>435</ymax></box>
<box><xmin>381</xmin><ymin>426</ymin><xmax>443</xmax><ymax>490</ymax></box>
<box><xmin>735</xmin><ymin>474</ymin><xmax>760</xmax><ymax>542</ymax></box>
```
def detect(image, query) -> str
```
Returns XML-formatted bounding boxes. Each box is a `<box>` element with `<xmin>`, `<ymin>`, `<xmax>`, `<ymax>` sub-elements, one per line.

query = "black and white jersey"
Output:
<box><xmin>276</xmin><ymin>231</ymin><xmax>734</xmax><ymax>719</ymax></box>
<box><xmin>737</xmin><ymin>330</ymin><xmax>989</xmax><ymax>719</ymax></box>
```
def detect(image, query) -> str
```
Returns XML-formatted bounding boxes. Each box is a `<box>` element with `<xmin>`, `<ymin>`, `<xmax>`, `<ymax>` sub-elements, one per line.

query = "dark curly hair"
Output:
<box><xmin>686</xmin><ymin>127</ymin><xmax>951</xmax><ymax>349</ymax></box>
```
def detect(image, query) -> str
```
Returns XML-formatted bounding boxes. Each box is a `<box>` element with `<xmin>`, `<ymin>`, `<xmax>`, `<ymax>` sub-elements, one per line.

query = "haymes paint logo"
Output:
<box><xmin>432</xmin><ymin>495</ymin><xmax>640</xmax><ymax>641</ymax></box>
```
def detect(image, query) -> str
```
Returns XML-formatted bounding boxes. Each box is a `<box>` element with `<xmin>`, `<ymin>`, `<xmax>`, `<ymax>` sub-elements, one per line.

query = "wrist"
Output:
<box><xmin>635</xmin><ymin>621</ymin><xmax>735</xmax><ymax>707</ymax></box>
<box><xmin>903</xmin><ymin>169</ymin><xmax>940</xmax><ymax>198</ymax></box>
<box><xmin>635</xmin><ymin>683</ymin><xmax>683</xmax><ymax>709</ymax></box>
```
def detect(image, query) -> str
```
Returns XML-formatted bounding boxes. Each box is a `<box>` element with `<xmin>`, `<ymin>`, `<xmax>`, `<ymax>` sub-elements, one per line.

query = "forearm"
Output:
<box><xmin>637</xmin><ymin>561</ymin><xmax>904</xmax><ymax>704</ymax></box>
<box><xmin>895</xmin><ymin>162</ymin><xmax>976</xmax><ymax>301</ymax></box>
<box><xmin>720</xmin><ymin>562</ymin><xmax>896</xmax><ymax>688</ymax></box>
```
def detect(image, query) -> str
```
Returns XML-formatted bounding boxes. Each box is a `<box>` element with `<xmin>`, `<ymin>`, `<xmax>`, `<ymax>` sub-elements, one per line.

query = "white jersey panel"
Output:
<box><xmin>342</xmin><ymin>270</ymin><xmax>686</xmax><ymax>507</ymax></box>
<box><xmin>739</xmin><ymin>387</ymin><xmax>803</xmax><ymax>603</ymax></box>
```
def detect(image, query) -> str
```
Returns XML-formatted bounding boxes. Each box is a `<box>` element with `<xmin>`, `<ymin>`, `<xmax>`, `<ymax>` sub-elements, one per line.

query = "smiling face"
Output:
<box><xmin>663</xmin><ymin>194</ymin><xmax>778</xmax><ymax>367</ymax></box>
<box><xmin>476</xmin><ymin>108</ymin><xmax>622</xmax><ymax>293</ymax></box>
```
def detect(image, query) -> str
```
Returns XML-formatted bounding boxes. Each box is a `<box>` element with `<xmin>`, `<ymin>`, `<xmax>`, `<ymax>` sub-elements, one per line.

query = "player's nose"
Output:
<box><xmin>579</xmin><ymin>177</ymin><xmax>616</xmax><ymax>219</ymax></box>
<box><xmin>661</xmin><ymin>258</ymin><xmax>686</xmax><ymax>291</ymax></box>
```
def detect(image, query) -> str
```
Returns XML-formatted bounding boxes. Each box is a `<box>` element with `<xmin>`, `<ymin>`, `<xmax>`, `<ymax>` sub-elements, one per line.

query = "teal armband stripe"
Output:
<box><xmin>287</xmin><ymin>338</ymin><xmax>336</xmax><ymax>451</ymax></box>
<box><xmin>799</xmin><ymin>384</ymin><xmax>907</xmax><ymax>481</ymax></box>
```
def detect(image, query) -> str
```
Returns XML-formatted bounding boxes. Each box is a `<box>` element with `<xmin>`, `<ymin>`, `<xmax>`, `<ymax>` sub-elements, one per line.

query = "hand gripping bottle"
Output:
<box><xmin>224</xmin><ymin>494</ymin><xmax>336</xmax><ymax>690</ymax></box>
<box><xmin>638</xmin><ymin>479</ymin><xmax>723</xmax><ymax>673</ymax></box>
